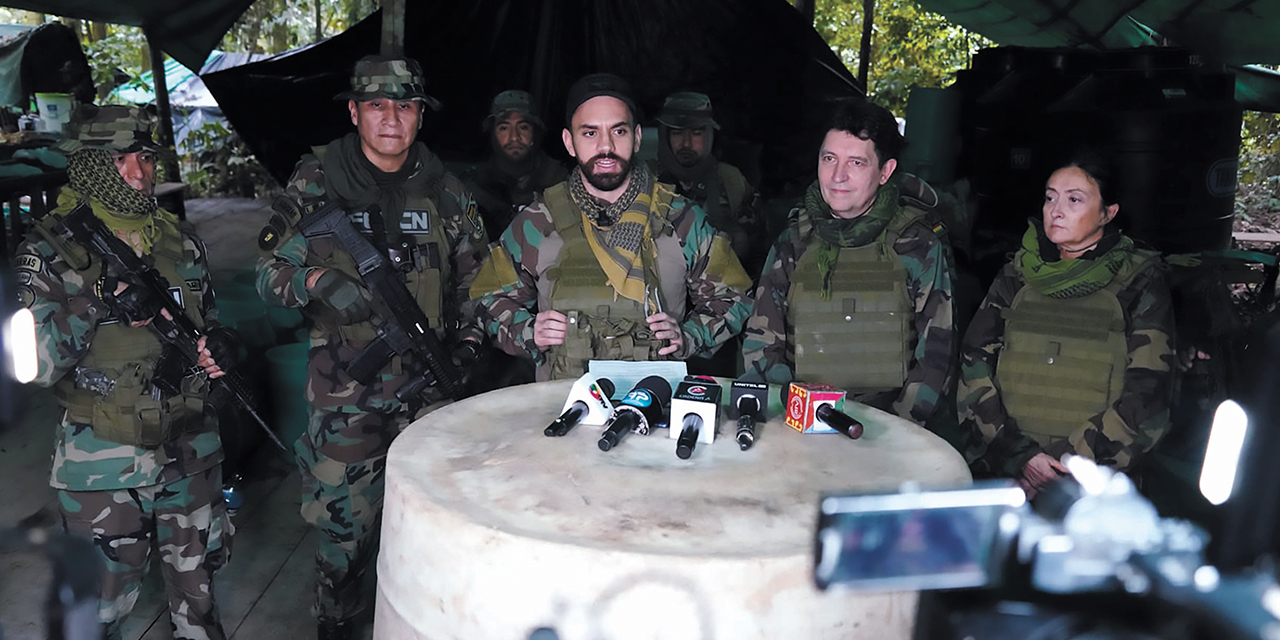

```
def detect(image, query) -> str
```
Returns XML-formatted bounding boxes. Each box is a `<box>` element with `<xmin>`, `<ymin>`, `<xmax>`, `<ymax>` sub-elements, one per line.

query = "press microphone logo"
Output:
<box><xmin>787</xmin><ymin>392</ymin><xmax>805</xmax><ymax>425</ymax></box>
<box><xmin>688</xmin><ymin>385</ymin><xmax>708</xmax><ymax>396</ymax></box>
<box><xmin>625</xmin><ymin>389</ymin><xmax>654</xmax><ymax>408</ymax></box>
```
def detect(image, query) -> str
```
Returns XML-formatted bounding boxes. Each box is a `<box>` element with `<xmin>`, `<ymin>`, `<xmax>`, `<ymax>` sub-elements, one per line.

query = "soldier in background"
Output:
<box><xmin>470</xmin><ymin>73</ymin><xmax>752</xmax><ymax>381</ymax></box>
<box><xmin>463</xmin><ymin>90</ymin><xmax>569</xmax><ymax>240</ymax></box>
<box><xmin>256</xmin><ymin>56</ymin><xmax>487</xmax><ymax>640</ymax></box>
<box><xmin>16</xmin><ymin>104</ymin><xmax>234</xmax><ymax>640</ymax></box>
<box><xmin>742</xmin><ymin>99</ymin><xmax>956</xmax><ymax>428</ymax></box>
<box><xmin>650</xmin><ymin>91</ymin><xmax>764</xmax><ymax>278</ymax></box>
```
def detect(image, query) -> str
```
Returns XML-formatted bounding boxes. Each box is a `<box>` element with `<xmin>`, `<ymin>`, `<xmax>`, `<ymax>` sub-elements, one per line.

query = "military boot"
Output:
<box><xmin>317</xmin><ymin>618</ymin><xmax>353</xmax><ymax>640</ymax></box>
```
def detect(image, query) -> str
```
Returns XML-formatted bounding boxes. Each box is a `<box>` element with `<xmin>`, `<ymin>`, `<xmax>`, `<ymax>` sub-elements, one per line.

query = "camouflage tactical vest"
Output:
<box><xmin>788</xmin><ymin>207</ymin><xmax>926</xmax><ymax>392</ymax></box>
<box><xmin>38</xmin><ymin>206</ymin><xmax>209</xmax><ymax>448</ymax></box>
<box><xmin>541</xmin><ymin>182</ymin><xmax>684</xmax><ymax>380</ymax></box>
<box><xmin>997</xmin><ymin>249</ymin><xmax>1161</xmax><ymax>445</ymax></box>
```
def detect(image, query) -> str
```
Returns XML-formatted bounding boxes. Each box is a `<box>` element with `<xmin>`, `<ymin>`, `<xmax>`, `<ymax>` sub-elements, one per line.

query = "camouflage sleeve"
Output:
<box><xmin>740</xmin><ymin>220</ymin><xmax>802</xmax><ymax>384</ymax></box>
<box><xmin>256</xmin><ymin>156</ymin><xmax>324</xmax><ymax>308</ymax></box>
<box><xmin>439</xmin><ymin>173</ymin><xmax>490</xmax><ymax>343</ymax></box>
<box><xmin>956</xmin><ymin>263</ymin><xmax>1042</xmax><ymax>477</ymax></box>
<box><xmin>469</xmin><ymin>203</ymin><xmax>552</xmax><ymax>363</ymax></box>
<box><xmin>672</xmin><ymin>199</ymin><xmax>753</xmax><ymax>358</ymax></box>
<box><xmin>14</xmin><ymin>238</ymin><xmax>106</xmax><ymax>387</ymax></box>
<box><xmin>891</xmin><ymin>222</ymin><xmax>958</xmax><ymax>424</ymax></box>
<box><xmin>1044</xmin><ymin>263</ymin><xmax>1176</xmax><ymax>472</ymax></box>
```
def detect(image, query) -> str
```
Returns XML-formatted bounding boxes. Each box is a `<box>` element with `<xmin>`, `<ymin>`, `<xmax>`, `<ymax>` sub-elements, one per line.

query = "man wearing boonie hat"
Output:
<box><xmin>464</xmin><ymin>90</ymin><xmax>569</xmax><ymax>240</ymax></box>
<box><xmin>469</xmin><ymin>73</ymin><xmax>753</xmax><ymax>381</ymax></box>
<box><xmin>256</xmin><ymin>55</ymin><xmax>488</xmax><ymax>640</ymax></box>
<box><xmin>17</xmin><ymin>103</ymin><xmax>236</xmax><ymax>640</ymax></box>
<box><xmin>650</xmin><ymin>92</ymin><xmax>763</xmax><ymax>277</ymax></box>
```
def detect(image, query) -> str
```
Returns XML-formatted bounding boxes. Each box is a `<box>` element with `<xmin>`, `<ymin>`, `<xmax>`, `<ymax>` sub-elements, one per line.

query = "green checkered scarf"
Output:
<box><xmin>803</xmin><ymin>180</ymin><xmax>899</xmax><ymax>299</ymax></box>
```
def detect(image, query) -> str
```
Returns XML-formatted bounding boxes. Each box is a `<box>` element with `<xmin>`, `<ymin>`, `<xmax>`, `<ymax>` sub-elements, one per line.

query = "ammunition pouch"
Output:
<box><xmin>548</xmin><ymin>310</ymin><xmax>668</xmax><ymax>380</ymax></box>
<box><xmin>61</xmin><ymin>361</ymin><xmax>208</xmax><ymax>448</ymax></box>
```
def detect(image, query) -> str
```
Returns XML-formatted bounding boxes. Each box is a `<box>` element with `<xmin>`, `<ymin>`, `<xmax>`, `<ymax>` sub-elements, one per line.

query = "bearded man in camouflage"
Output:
<box><xmin>470</xmin><ymin>73</ymin><xmax>753</xmax><ymax>380</ymax></box>
<box><xmin>16</xmin><ymin>105</ymin><xmax>234</xmax><ymax>640</ymax></box>
<box><xmin>255</xmin><ymin>56</ymin><xmax>486</xmax><ymax>640</ymax></box>
<box><xmin>650</xmin><ymin>91</ymin><xmax>763</xmax><ymax>278</ymax></box>
<box><xmin>741</xmin><ymin>99</ymin><xmax>957</xmax><ymax>427</ymax></box>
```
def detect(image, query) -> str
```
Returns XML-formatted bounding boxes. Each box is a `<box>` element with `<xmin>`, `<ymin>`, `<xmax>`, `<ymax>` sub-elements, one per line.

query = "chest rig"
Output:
<box><xmin>997</xmin><ymin>249</ymin><xmax>1160</xmax><ymax>445</ymax></box>
<box><xmin>788</xmin><ymin>207</ymin><xmax>925</xmax><ymax>392</ymax></box>
<box><xmin>38</xmin><ymin>206</ymin><xmax>208</xmax><ymax>448</ymax></box>
<box><xmin>541</xmin><ymin>182</ymin><xmax>683</xmax><ymax>380</ymax></box>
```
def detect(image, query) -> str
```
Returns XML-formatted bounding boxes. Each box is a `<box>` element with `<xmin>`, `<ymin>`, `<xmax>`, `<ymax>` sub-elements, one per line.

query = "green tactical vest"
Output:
<box><xmin>997</xmin><ymin>249</ymin><xmax>1161</xmax><ymax>445</ymax></box>
<box><xmin>306</xmin><ymin>148</ymin><xmax>455</xmax><ymax>346</ymax></box>
<box><xmin>541</xmin><ymin>182</ymin><xmax>684</xmax><ymax>380</ymax></box>
<box><xmin>788</xmin><ymin>207</ymin><xmax>926</xmax><ymax>392</ymax></box>
<box><xmin>308</xmin><ymin>193</ymin><xmax>452</xmax><ymax>346</ymax></box>
<box><xmin>39</xmin><ymin>207</ymin><xmax>209</xmax><ymax>448</ymax></box>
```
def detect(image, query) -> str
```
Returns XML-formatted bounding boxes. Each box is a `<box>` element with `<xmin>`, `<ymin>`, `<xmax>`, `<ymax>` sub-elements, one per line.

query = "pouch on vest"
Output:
<box><xmin>88</xmin><ymin>361</ymin><xmax>206</xmax><ymax>448</ymax></box>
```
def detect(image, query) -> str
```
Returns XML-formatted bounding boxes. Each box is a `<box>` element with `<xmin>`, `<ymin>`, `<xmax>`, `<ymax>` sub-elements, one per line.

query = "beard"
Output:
<box><xmin>501</xmin><ymin>142</ymin><xmax>531</xmax><ymax>162</ymax></box>
<box><xmin>579</xmin><ymin>153</ymin><xmax>631</xmax><ymax>192</ymax></box>
<box><xmin>674</xmin><ymin>147</ymin><xmax>702</xmax><ymax>167</ymax></box>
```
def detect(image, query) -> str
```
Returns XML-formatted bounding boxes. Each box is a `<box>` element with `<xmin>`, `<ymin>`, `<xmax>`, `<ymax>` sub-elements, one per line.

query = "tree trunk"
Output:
<box><xmin>858</xmin><ymin>0</ymin><xmax>875</xmax><ymax>90</ymax></box>
<box><xmin>315</xmin><ymin>0</ymin><xmax>323</xmax><ymax>41</ymax></box>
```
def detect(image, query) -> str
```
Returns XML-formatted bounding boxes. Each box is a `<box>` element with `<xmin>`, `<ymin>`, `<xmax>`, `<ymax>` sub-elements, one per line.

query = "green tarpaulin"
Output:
<box><xmin>0</xmin><ymin>0</ymin><xmax>253</xmax><ymax>70</ymax></box>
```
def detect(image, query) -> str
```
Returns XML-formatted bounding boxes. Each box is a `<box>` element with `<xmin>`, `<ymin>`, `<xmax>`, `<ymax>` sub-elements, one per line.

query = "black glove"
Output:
<box><xmin>203</xmin><ymin>325</ymin><xmax>240</xmax><ymax>374</ymax></box>
<box><xmin>311</xmin><ymin>270</ymin><xmax>373</xmax><ymax>325</ymax></box>
<box><xmin>99</xmin><ymin>273</ymin><xmax>162</xmax><ymax>324</ymax></box>
<box><xmin>451</xmin><ymin>340</ymin><xmax>480</xmax><ymax>369</ymax></box>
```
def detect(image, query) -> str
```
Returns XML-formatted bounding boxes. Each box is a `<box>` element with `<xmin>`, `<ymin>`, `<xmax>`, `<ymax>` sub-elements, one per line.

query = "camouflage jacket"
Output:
<box><xmin>463</xmin><ymin>150</ymin><xmax>569</xmax><ymax>240</ymax></box>
<box><xmin>651</xmin><ymin>160</ymin><xmax>765</xmax><ymax>278</ymax></box>
<box><xmin>18</xmin><ymin>194</ymin><xmax>223</xmax><ymax>491</ymax></box>
<box><xmin>957</xmin><ymin>255</ymin><xmax>1176</xmax><ymax>478</ymax></box>
<box><xmin>741</xmin><ymin>198</ymin><xmax>957</xmax><ymax>425</ymax></box>
<box><xmin>257</xmin><ymin>146</ymin><xmax>487</xmax><ymax>425</ymax></box>
<box><xmin>470</xmin><ymin>178</ymin><xmax>753</xmax><ymax>378</ymax></box>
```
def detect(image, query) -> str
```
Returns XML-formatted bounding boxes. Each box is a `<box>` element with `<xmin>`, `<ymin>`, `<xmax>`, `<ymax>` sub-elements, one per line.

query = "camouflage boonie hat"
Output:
<box><xmin>655</xmin><ymin>92</ymin><xmax>719</xmax><ymax>130</ymax></box>
<box><xmin>336</xmin><ymin>55</ymin><xmax>442</xmax><ymax>111</ymax></box>
<box><xmin>55</xmin><ymin>104</ymin><xmax>159</xmax><ymax>154</ymax></box>
<box><xmin>483</xmin><ymin>90</ymin><xmax>544</xmax><ymax>131</ymax></box>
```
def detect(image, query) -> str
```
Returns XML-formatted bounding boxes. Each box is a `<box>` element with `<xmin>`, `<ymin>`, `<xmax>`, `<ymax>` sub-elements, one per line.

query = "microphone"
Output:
<box><xmin>784</xmin><ymin>382</ymin><xmax>862</xmax><ymax>438</ymax></box>
<box><xmin>598</xmin><ymin>375</ymin><xmax>672</xmax><ymax>452</ymax></box>
<box><xmin>670</xmin><ymin>377</ymin><xmax>722</xmax><ymax>459</ymax></box>
<box><xmin>545</xmin><ymin>376</ymin><xmax>616</xmax><ymax>437</ymax></box>
<box><xmin>730</xmin><ymin>380</ymin><xmax>768</xmax><ymax>450</ymax></box>
<box><xmin>816</xmin><ymin>403</ymin><xmax>863</xmax><ymax>440</ymax></box>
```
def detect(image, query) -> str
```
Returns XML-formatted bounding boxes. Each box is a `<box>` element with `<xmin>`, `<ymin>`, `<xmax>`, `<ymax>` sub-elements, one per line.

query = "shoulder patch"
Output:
<box><xmin>259</xmin><ymin>225</ymin><xmax>281</xmax><ymax>251</ymax></box>
<box><xmin>14</xmin><ymin>252</ymin><xmax>43</xmax><ymax>274</ymax></box>
<box><xmin>17</xmin><ymin>285</ymin><xmax>33</xmax><ymax>308</ymax></box>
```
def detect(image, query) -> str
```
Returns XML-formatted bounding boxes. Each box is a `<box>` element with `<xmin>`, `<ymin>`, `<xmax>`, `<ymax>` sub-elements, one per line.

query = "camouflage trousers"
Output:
<box><xmin>296</xmin><ymin>409</ymin><xmax>407</xmax><ymax>623</ymax></box>
<box><xmin>57</xmin><ymin>465</ymin><xmax>232</xmax><ymax>640</ymax></box>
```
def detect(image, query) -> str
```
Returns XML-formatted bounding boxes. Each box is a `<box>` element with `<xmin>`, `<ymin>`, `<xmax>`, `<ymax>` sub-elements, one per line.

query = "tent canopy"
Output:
<box><xmin>0</xmin><ymin>0</ymin><xmax>254</xmax><ymax>70</ymax></box>
<box><xmin>912</xmin><ymin>0</ymin><xmax>1280</xmax><ymax>67</ymax></box>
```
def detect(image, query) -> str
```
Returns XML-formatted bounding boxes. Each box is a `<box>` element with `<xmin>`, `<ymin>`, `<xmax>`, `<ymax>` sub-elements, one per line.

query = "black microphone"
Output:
<box><xmin>730</xmin><ymin>380</ymin><xmax>767</xmax><ymax>451</ymax></box>
<box><xmin>598</xmin><ymin>376</ymin><xmax>672</xmax><ymax>452</ymax></box>
<box><xmin>676</xmin><ymin>414</ymin><xmax>700</xmax><ymax>459</ymax></box>
<box><xmin>545</xmin><ymin>377</ymin><xmax>616</xmax><ymax>437</ymax></box>
<box><xmin>816</xmin><ymin>403</ymin><xmax>863</xmax><ymax>440</ymax></box>
<box><xmin>670</xmin><ymin>377</ymin><xmax>721</xmax><ymax>459</ymax></box>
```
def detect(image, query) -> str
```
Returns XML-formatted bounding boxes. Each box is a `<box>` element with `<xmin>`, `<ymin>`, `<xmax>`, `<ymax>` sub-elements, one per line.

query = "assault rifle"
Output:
<box><xmin>295</xmin><ymin>201</ymin><xmax>465</xmax><ymax>402</ymax></box>
<box><xmin>57</xmin><ymin>204</ymin><xmax>289</xmax><ymax>453</ymax></box>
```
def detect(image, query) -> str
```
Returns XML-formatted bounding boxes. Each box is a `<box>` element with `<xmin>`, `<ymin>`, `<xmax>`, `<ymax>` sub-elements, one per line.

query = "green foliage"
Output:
<box><xmin>812</xmin><ymin>0</ymin><xmax>992</xmax><ymax>115</ymax></box>
<box><xmin>83</xmin><ymin>26</ymin><xmax>149</xmax><ymax>102</ymax></box>
<box><xmin>182</xmin><ymin>120</ymin><xmax>278</xmax><ymax>199</ymax></box>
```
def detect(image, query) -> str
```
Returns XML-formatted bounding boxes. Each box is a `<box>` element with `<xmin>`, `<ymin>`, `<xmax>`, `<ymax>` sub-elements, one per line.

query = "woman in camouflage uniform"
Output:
<box><xmin>957</xmin><ymin>152</ymin><xmax>1177</xmax><ymax>498</ymax></box>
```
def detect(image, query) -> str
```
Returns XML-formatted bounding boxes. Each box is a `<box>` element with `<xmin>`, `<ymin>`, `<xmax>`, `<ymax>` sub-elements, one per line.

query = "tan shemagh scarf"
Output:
<box><xmin>578</xmin><ymin>179</ymin><xmax>666</xmax><ymax>307</ymax></box>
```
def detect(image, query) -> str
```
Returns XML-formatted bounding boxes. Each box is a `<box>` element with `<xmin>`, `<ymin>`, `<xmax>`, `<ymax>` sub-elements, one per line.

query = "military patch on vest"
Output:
<box><xmin>16</xmin><ymin>285</ymin><xmax>33</xmax><ymax>308</ymax></box>
<box><xmin>13</xmin><ymin>252</ymin><xmax>43</xmax><ymax>274</ymax></box>
<box><xmin>399</xmin><ymin>210</ymin><xmax>432</xmax><ymax>233</ymax></box>
<box><xmin>271</xmin><ymin>195</ymin><xmax>305</xmax><ymax>226</ymax></box>
<box><xmin>268</xmin><ymin>213</ymin><xmax>287</xmax><ymax>234</ymax></box>
<box><xmin>186</xmin><ymin>279</ymin><xmax>202</xmax><ymax>292</ymax></box>
<box><xmin>259</xmin><ymin>225</ymin><xmax>280</xmax><ymax>251</ymax></box>
<box><xmin>16</xmin><ymin>269</ymin><xmax>32</xmax><ymax>285</ymax></box>
<box><xmin>464</xmin><ymin>202</ymin><xmax>483</xmax><ymax>235</ymax></box>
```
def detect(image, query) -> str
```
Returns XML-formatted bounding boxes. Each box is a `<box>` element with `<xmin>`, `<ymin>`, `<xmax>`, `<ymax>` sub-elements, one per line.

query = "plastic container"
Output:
<box><xmin>266</xmin><ymin>342</ymin><xmax>310</xmax><ymax>447</ymax></box>
<box><xmin>34</xmin><ymin>92</ymin><xmax>72</xmax><ymax>133</ymax></box>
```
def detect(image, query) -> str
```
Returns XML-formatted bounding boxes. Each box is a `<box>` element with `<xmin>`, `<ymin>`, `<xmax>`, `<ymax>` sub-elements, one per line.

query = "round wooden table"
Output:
<box><xmin>375</xmin><ymin>379</ymin><xmax>970</xmax><ymax>640</ymax></box>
